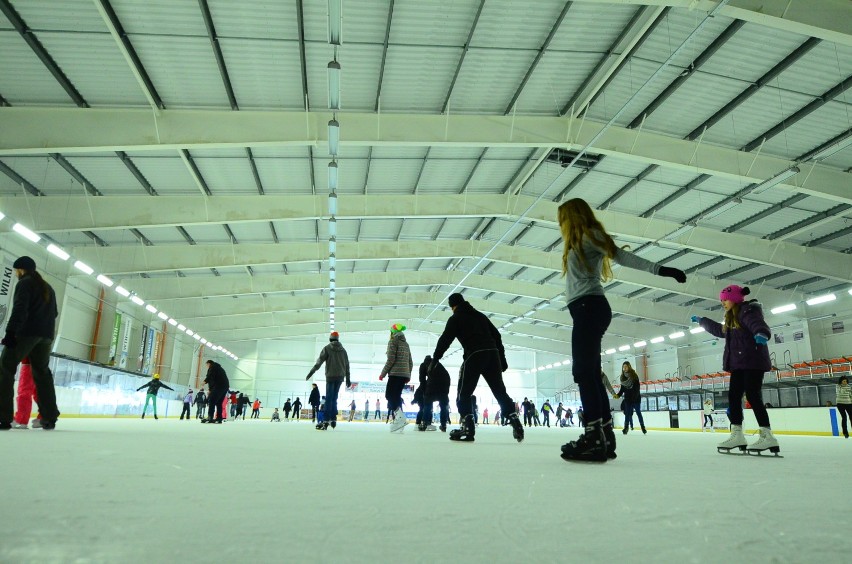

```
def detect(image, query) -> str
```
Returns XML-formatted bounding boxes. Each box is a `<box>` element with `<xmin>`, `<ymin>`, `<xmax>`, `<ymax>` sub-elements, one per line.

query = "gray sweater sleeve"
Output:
<box><xmin>612</xmin><ymin>246</ymin><xmax>661</xmax><ymax>275</ymax></box>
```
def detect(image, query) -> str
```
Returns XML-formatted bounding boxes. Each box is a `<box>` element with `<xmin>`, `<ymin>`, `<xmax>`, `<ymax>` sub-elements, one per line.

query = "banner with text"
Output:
<box><xmin>118</xmin><ymin>316</ymin><xmax>133</xmax><ymax>368</ymax></box>
<box><xmin>0</xmin><ymin>260</ymin><xmax>17</xmax><ymax>336</ymax></box>
<box><xmin>108</xmin><ymin>312</ymin><xmax>121</xmax><ymax>365</ymax></box>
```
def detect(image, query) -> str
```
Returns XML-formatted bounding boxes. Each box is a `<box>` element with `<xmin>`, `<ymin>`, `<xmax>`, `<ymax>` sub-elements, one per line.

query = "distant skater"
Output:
<box><xmin>137</xmin><ymin>374</ymin><xmax>173</xmax><ymax>420</ymax></box>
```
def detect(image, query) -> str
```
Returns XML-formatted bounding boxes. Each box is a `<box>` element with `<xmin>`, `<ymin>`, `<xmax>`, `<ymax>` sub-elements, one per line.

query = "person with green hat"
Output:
<box><xmin>0</xmin><ymin>256</ymin><xmax>61</xmax><ymax>431</ymax></box>
<box><xmin>379</xmin><ymin>323</ymin><xmax>413</xmax><ymax>432</ymax></box>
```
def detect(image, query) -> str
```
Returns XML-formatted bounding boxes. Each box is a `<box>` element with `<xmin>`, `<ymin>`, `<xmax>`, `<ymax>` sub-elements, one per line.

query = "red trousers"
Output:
<box><xmin>14</xmin><ymin>361</ymin><xmax>40</xmax><ymax>425</ymax></box>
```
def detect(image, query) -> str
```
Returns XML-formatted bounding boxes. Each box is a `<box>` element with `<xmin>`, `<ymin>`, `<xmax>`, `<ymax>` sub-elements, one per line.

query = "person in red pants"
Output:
<box><xmin>13</xmin><ymin>357</ymin><xmax>41</xmax><ymax>429</ymax></box>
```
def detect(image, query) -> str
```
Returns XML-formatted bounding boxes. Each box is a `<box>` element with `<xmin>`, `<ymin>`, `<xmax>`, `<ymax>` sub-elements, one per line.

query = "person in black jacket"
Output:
<box><xmin>615</xmin><ymin>362</ymin><xmax>645</xmax><ymax>434</ymax></box>
<box><xmin>202</xmin><ymin>360</ymin><xmax>229</xmax><ymax>423</ymax></box>
<box><xmin>0</xmin><ymin>256</ymin><xmax>61</xmax><ymax>431</ymax></box>
<box><xmin>194</xmin><ymin>389</ymin><xmax>207</xmax><ymax>419</ymax></box>
<box><xmin>283</xmin><ymin>399</ymin><xmax>292</xmax><ymax>420</ymax></box>
<box><xmin>308</xmin><ymin>383</ymin><xmax>321</xmax><ymax>423</ymax></box>
<box><xmin>419</xmin><ymin>355</ymin><xmax>451</xmax><ymax>432</ymax></box>
<box><xmin>137</xmin><ymin>374</ymin><xmax>174</xmax><ymax>419</ymax></box>
<box><xmin>430</xmin><ymin>293</ymin><xmax>523</xmax><ymax>443</ymax></box>
<box><xmin>292</xmin><ymin>397</ymin><xmax>302</xmax><ymax>420</ymax></box>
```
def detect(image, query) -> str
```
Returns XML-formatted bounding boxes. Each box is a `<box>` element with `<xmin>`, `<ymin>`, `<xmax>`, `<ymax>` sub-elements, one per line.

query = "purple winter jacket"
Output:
<box><xmin>698</xmin><ymin>301</ymin><xmax>771</xmax><ymax>372</ymax></box>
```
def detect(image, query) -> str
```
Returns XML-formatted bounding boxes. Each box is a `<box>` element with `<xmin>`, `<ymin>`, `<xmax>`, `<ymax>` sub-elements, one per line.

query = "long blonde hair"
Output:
<box><xmin>722</xmin><ymin>303</ymin><xmax>742</xmax><ymax>332</ymax></box>
<box><xmin>557</xmin><ymin>198</ymin><xmax>618</xmax><ymax>280</ymax></box>
<box><xmin>621</xmin><ymin>361</ymin><xmax>640</xmax><ymax>383</ymax></box>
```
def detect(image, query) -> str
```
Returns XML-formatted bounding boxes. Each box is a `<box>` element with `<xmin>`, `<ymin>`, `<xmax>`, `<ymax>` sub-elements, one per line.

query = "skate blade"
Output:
<box><xmin>449</xmin><ymin>436</ymin><xmax>475</xmax><ymax>442</ymax></box>
<box><xmin>746</xmin><ymin>448</ymin><xmax>783</xmax><ymax>457</ymax></box>
<box><xmin>560</xmin><ymin>453</ymin><xmax>607</xmax><ymax>463</ymax></box>
<box><xmin>717</xmin><ymin>447</ymin><xmax>747</xmax><ymax>455</ymax></box>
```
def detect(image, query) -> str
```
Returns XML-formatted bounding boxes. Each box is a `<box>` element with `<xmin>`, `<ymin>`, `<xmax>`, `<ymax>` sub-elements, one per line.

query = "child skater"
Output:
<box><xmin>692</xmin><ymin>285</ymin><xmax>780</xmax><ymax>455</ymax></box>
<box><xmin>557</xmin><ymin>198</ymin><xmax>686</xmax><ymax>462</ymax></box>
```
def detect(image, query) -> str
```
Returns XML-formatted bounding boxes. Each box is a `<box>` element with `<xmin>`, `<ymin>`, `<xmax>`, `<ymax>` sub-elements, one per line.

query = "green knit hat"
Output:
<box><xmin>390</xmin><ymin>323</ymin><xmax>406</xmax><ymax>333</ymax></box>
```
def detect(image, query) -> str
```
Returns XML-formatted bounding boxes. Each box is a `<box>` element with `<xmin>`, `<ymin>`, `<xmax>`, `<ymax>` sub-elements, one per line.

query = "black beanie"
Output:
<box><xmin>448</xmin><ymin>293</ymin><xmax>465</xmax><ymax>308</ymax></box>
<box><xmin>13</xmin><ymin>256</ymin><xmax>36</xmax><ymax>271</ymax></box>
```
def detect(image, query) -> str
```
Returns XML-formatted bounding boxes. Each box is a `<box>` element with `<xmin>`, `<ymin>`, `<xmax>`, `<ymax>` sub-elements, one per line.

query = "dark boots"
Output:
<box><xmin>508</xmin><ymin>413</ymin><xmax>524</xmax><ymax>443</ymax></box>
<box><xmin>449</xmin><ymin>414</ymin><xmax>475</xmax><ymax>442</ymax></box>
<box><xmin>602</xmin><ymin>419</ymin><xmax>617</xmax><ymax>460</ymax></box>
<box><xmin>561</xmin><ymin>418</ymin><xmax>608</xmax><ymax>463</ymax></box>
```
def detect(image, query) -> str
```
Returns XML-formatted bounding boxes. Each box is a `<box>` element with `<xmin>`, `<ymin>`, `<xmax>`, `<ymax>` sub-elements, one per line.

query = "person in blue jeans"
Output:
<box><xmin>615</xmin><ymin>362</ymin><xmax>645</xmax><ymax>434</ymax></box>
<box><xmin>306</xmin><ymin>331</ymin><xmax>351</xmax><ymax>430</ymax></box>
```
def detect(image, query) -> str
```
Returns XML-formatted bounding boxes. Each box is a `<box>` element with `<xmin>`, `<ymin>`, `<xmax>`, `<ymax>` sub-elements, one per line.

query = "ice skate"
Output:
<box><xmin>31</xmin><ymin>419</ymin><xmax>43</xmax><ymax>429</ymax></box>
<box><xmin>561</xmin><ymin>419</ymin><xmax>607</xmax><ymax>463</ymax></box>
<box><xmin>424</xmin><ymin>424</ymin><xmax>437</xmax><ymax>431</ymax></box>
<box><xmin>141</xmin><ymin>413</ymin><xmax>145</xmax><ymax>419</ymax></box>
<box><xmin>717</xmin><ymin>424</ymin><xmax>747</xmax><ymax>454</ymax></box>
<box><xmin>316</xmin><ymin>421</ymin><xmax>329</xmax><ymax>430</ymax></box>
<box><xmin>602</xmin><ymin>420</ymin><xmax>617</xmax><ymax>460</ymax></box>
<box><xmin>508</xmin><ymin>413</ymin><xmax>524</xmax><ymax>443</ymax></box>
<box><xmin>746</xmin><ymin>427</ymin><xmax>782</xmax><ymax>457</ymax></box>
<box><xmin>12</xmin><ymin>423</ymin><xmax>28</xmax><ymax>429</ymax></box>
<box><xmin>449</xmin><ymin>415</ymin><xmax>475</xmax><ymax>442</ymax></box>
<box><xmin>154</xmin><ymin>414</ymin><xmax>158</xmax><ymax>420</ymax></box>
<box><xmin>622</xmin><ymin>427</ymin><xmax>629</xmax><ymax>435</ymax></box>
<box><xmin>439</xmin><ymin>424</ymin><xmax>447</xmax><ymax>432</ymax></box>
<box><xmin>329</xmin><ymin>420</ymin><xmax>336</xmax><ymax>429</ymax></box>
<box><xmin>390</xmin><ymin>409</ymin><xmax>408</xmax><ymax>433</ymax></box>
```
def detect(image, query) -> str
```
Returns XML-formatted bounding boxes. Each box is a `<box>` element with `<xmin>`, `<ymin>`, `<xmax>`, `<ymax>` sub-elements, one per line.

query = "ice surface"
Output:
<box><xmin>0</xmin><ymin>419</ymin><xmax>849</xmax><ymax>563</ymax></box>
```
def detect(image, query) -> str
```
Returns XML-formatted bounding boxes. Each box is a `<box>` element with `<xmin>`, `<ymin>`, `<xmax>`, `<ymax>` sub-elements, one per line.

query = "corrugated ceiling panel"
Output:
<box><xmin>273</xmin><ymin>219</ymin><xmax>318</xmax><ymax>242</ymax></box>
<box><xmin>254</xmin><ymin>157</ymin><xmax>314</xmax><ymax>194</ymax></box>
<box><xmin>341</xmin><ymin>43</ymin><xmax>385</xmax><ymax>111</ymax></box>
<box><xmin>515</xmin><ymin>225</ymin><xmax>558</xmax><ymax>249</ymax></box>
<box><xmin>111</xmin><ymin>0</ymin><xmax>208</xmax><ymax>35</ymax></box>
<box><xmin>124</xmin><ymin>149</ymin><xmax>178</xmax><ymax>158</ymax></box>
<box><xmin>786</xmin><ymin>220</ymin><xmax>852</xmax><ymax>250</ymax></box>
<box><xmin>608</xmin><ymin>179</ymin><xmax>690</xmax><ymax>216</ymax></box>
<box><xmin>517</xmin><ymin>161</ymin><xmax>568</xmax><ymax>198</ymax></box>
<box><xmin>389</xmin><ymin>0</ymin><xmax>478</xmax><ymax>47</ymax></box>
<box><xmin>820</xmin><ymin>144</ymin><xmax>852</xmax><ymax>172</ymax></box>
<box><xmin>0</xmin><ymin>156</ymin><xmax>80</xmax><ymax>194</ymax></box>
<box><xmin>776</xmin><ymin>41</ymin><xmax>852</xmax><ymax>98</ymax></box>
<box><xmin>129</xmin><ymin>35</ymin><xmax>229</xmax><ymax>108</ymax></box>
<box><xmin>463</xmin><ymin>160</ymin><xmax>524</xmax><ymax>194</ymax></box>
<box><xmin>701</xmin><ymin>87</ymin><xmax>814</xmax><ymax>148</ymax></box>
<box><xmin>416</xmin><ymin>158</ymin><xmax>479</xmax><ymax>193</ymax></box>
<box><xmin>47</xmin><ymin>231</ymin><xmax>94</xmax><ymax>249</ymax></box>
<box><xmin>279</xmin><ymin>261</ymin><xmax>320</xmax><ymax>274</ymax></box>
<box><xmin>363</xmin><ymin>159</ymin><xmax>421</xmax><ymax>193</ymax></box>
<box><xmin>448</xmin><ymin>48</ymin><xmax>538</xmax><ymax>113</ymax></box>
<box><xmin>349</xmin><ymin>259</ymin><xmax>390</xmax><ymax>273</ymax></box>
<box><xmin>247</xmin><ymin>265</ymin><xmax>286</xmax><ymax>275</ymax></box>
<box><xmin>638</xmin><ymin>9</ymin><xmax>734</xmax><ymax>65</ymax></box>
<box><xmin>514</xmin><ymin>51</ymin><xmax>604</xmax><ymax>115</ymax></box>
<box><xmin>386</xmin><ymin>259</ymin><xmax>426</xmax><ymax>272</ymax></box>
<box><xmin>563</xmin><ymin>170</ymin><xmax>641</xmax><ymax>208</ymax></box>
<box><xmin>208</xmin><ymin>0</ymin><xmax>299</xmax><ymax>41</ymax></box>
<box><xmin>181</xmin><ymin>224</ymin><xmax>232</xmax><ymax>244</ymax></box>
<box><xmin>549</xmin><ymin>3</ymin><xmax>638</xmax><ymax>52</ymax></box>
<box><xmin>399</xmin><ymin>218</ymin><xmax>445</xmax><ymax>240</ymax></box>
<box><xmin>88</xmin><ymin>230</ymin><xmax>138</xmax><ymax>246</ymax></box>
<box><xmin>0</xmin><ymin>33</ymin><xmax>77</xmax><ymax>105</ymax></box>
<box><xmin>729</xmin><ymin>205</ymin><xmax>819</xmax><ymax>238</ymax></box>
<box><xmin>226</xmin><ymin>223</ymin><xmax>275</xmax><ymax>244</ymax></box>
<box><xmin>63</xmin><ymin>156</ymin><xmax>148</xmax><ymax>194</ymax></box>
<box><xmin>379</xmin><ymin>45</ymin><xmax>460</xmax><ymax>112</ymax></box>
<box><xmin>188</xmin><ymin>148</ymin><xmax>246</xmax><ymax>158</ymax></box>
<box><xmin>370</xmin><ymin>147</ymin><xmax>427</xmax><ymax>159</ymax></box>
<box><xmin>697</xmin><ymin>198</ymin><xmax>789</xmax><ymax>232</ymax></box>
<box><xmin>219</xmin><ymin>38</ymin><xmax>305</xmax><ymax>110</ymax></box>
<box><xmin>313</xmin><ymin>158</ymin><xmax>369</xmax><ymax>195</ymax></box>
<box><xmin>126</xmin><ymin>227</ymin><xmax>182</xmax><ymax>245</ymax></box>
<box><xmin>250</xmin><ymin>147</ymin><xmax>310</xmax><ymax>159</ymax></box>
<box><xmin>428</xmin><ymin>147</ymin><xmax>484</xmax><ymax>159</ymax></box>
<box><xmin>761</xmin><ymin>102</ymin><xmax>852</xmax><ymax>161</ymax></box>
<box><xmin>486</xmin><ymin>147</ymin><xmax>537</xmax><ymax>160</ymax></box>
<box><xmin>641</xmin><ymin>73</ymin><xmax>751</xmax><ymax>138</ymax></box>
<box><xmin>192</xmin><ymin>157</ymin><xmax>256</xmax><ymax>194</ymax></box>
<box><xmin>432</xmin><ymin>218</ymin><xmax>482</xmax><ymax>240</ymax></box>
<box><xmin>592</xmin><ymin>157</ymin><xmax>653</xmax><ymax>179</ymax></box>
<box><xmin>9</xmin><ymin>0</ymin><xmax>104</xmax><ymax>31</ymax></box>
<box><xmin>353</xmin><ymin>218</ymin><xmax>402</xmax><ymax>241</ymax></box>
<box><xmin>128</xmin><ymin>156</ymin><xmax>199</xmax><ymax>194</ymax></box>
<box><xmin>473</xmin><ymin>0</ymin><xmax>566</xmax><ymax>50</ymax></box>
<box><xmin>301</xmin><ymin>0</ymin><xmax>388</xmax><ymax>44</ymax></box>
<box><xmin>699</xmin><ymin>23</ymin><xmax>806</xmax><ymax>83</ymax></box>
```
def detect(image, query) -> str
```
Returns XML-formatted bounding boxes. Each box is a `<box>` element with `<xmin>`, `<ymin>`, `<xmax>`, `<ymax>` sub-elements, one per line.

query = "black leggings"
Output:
<box><xmin>207</xmin><ymin>388</ymin><xmax>227</xmax><ymax>421</ymax></box>
<box><xmin>455</xmin><ymin>349</ymin><xmax>515</xmax><ymax>419</ymax></box>
<box><xmin>728</xmin><ymin>369</ymin><xmax>770</xmax><ymax>427</ymax></box>
<box><xmin>568</xmin><ymin>295</ymin><xmax>612</xmax><ymax>423</ymax></box>
<box><xmin>837</xmin><ymin>403</ymin><xmax>852</xmax><ymax>436</ymax></box>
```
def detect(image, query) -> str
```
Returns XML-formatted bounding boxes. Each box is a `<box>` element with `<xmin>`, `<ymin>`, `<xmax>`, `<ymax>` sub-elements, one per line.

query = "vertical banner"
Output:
<box><xmin>150</xmin><ymin>328</ymin><xmax>162</xmax><ymax>376</ymax></box>
<box><xmin>137</xmin><ymin>325</ymin><xmax>149</xmax><ymax>372</ymax></box>
<box><xmin>108</xmin><ymin>312</ymin><xmax>122</xmax><ymax>365</ymax></box>
<box><xmin>0</xmin><ymin>262</ymin><xmax>17</xmax><ymax>335</ymax></box>
<box><xmin>143</xmin><ymin>327</ymin><xmax>155</xmax><ymax>374</ymax></box>
<box><xmin>118</xmin><ymin>316</ymin><xmax>133</xmax><ymax>369</ymax></box>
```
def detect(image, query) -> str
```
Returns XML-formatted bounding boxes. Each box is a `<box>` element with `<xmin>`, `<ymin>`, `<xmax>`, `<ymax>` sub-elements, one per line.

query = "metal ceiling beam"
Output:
<box><xmin>503</xmin><ymin>0</ymin><xmax>574</xmax><ymax>115</ymax></box>
<box><xmin>0</xmin><ymin>160</ymin><xmax>44</xmax><ymax>196</ymax></box>
<box><xmin>564</xmin><ymin>0</ymin><xmax>852</xmax><ymax>48</ymax></box>
<box><xmin>741</xmin><ymin>75</ymin><xmax>852</xmax><ymax>152</ymax></box>
<box><xmin>600</xmin><ymin>164</ymin><xmax>658</xmax><ymax>208</ymax></box>
<box><xmin>48</xmin><ymin>154</ymin><xmax>102</xmax><ymax>196</ymax></box>
<box><xmin>627</xmin><ymin>20</ymin><xmax>746</xmax><ymax>129</ymax></box>
<box><xmin>178</xmin><ymin>149</ymin><xmax>212</xmax><ymax>196</ymax></box>
<box><xmin>685</xmin><ymin>37</ymin><xmax>821</xmax><ymax>140</ymax></box>
<box><xmin>5</xmin><ymin>108</ymin><xmax>847</xmax><ymax>203</ymax></box>
<box><xmin>1</xmin><ymin>0</ymin><xmax>88</xmax><ymax>108</ymax></box>
<box><xmin>294</xmin><ymin>0</ymin><xmax>309</xmax><ymax>111</ymax></box>
<box><xmin>374</xmin><ymin>0</ymin><xmax>395</xmax><ymax>112</ymax></box>
<box><xmin>13</xmin><ymin>192</ymin><xmax>850</xmax><ymax>282</ymax></box>
<box><xmin>440</xmin><ymin>0</ymin><xmax>486</xmax><ymax>114</ymax></box>
<box><xmin>767</xmin><ymin>203</ymin><xmax>852</xmax><ymax>241</ymax></box>
<box><xmin>198</xmin><ymin>0</ymin><xmax>237</xmax><ymax>110</ymax></box>
<box><xmin>93</xmin><ymin>0</ymin><xmax>164</xmax><ymax>110</ymax></box>
<box><xmin>723</xmin><ymin>194</ymin><xmax>809</xmax><ymax>233</ymax></box>
<box><xmin>115</xmin><ymin>151</ymin><xmax>158</xmax><ymax>196</ymax></box>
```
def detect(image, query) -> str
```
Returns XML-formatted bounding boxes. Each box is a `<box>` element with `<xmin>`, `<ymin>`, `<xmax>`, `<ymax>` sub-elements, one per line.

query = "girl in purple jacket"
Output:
<box><xmin>692</xmin><ymin>285</ymin><xmax>780</xmax><ymax>455</ymax></box>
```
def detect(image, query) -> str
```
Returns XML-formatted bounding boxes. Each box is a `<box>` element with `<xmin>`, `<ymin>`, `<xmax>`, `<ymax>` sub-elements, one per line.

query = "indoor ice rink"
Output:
<box><xmin>0</xmin><ymin>0</ymin><xmax>851</xmax><ymax>562</ymax></box>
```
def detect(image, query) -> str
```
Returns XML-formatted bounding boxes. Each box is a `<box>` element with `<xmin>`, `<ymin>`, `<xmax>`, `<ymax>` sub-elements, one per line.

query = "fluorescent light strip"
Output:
<box><xmin>770</xmin><ymin>303</ymin><xmax>797</xmax><ymax>314</ymax></box>
<box><xmin>74</xmin><ymin>261</ymin><xmax>94</xmax><ymax>275</ymax></box>
<box><xmin>157</xmin><ymin>312</ymin><xmax>168</xmax><ymax>320</ymax></box>
<box><xmin>618</xmin><ymin>345</ymin><xmax>630</xmax><ymax>352</ymax></box>
<box><xmin>145</xmin><ymin>304</ymin><xmax>157</xmax><ymax>313</ymax></box>
<box><xmin>46</xmin><ymin>244</ymin><xmax>70</xmax><ymax>261</ymax></box>
<box><xmin>177</xmin><ymin>324</ymin><xmax>186</xmax><ymax>331</ymax></box>
<box><xmin>650</xmin><ymin>336</ymin><xmax>665</xmax><ymax>344</ymax></box>
<box><xmin>96</xmin><ymin>274</ymin><xmax>114</xmax><ymax>287</ymax></box>
<box><xmin>12</xmin><ymin>223</ymin><xmax>40</xmax><ymax>242</ymax></box>
<box><xmin>168</xmin><ymin>318</ymin><xmax>178</xmax><ymax>326</ymax></box>
<box><xmin>669</xmin><ymin>331</ymin><xmax>686</xmax><ymax>339</ymax></box>
<box><xmin>633</xmin><ymin>341</ymin><xmax>647</xmax><ymax>348</ymax></box>
<box><xmin>805</xmin><ymin>293</ymin><xmax>836</xmax><ymax>306</ymax></box>
<box><xmin>130</xmin><ymin>295</ymin><xmax>144</xmax><ymax>306</ymax></box>
<box><xmin>115</xmin><ymin>286</ymin><xmax>131</xmax><ymax>297</ymax></box>
<box><xmin>605</xmin><ymin>348</ymin><xmax>616</xmax><ymax>355</ymax></box>
<box><xmin>689</xmin><ymin>327</ymin><xmax>705</xmax><ymax>334</ymax></box>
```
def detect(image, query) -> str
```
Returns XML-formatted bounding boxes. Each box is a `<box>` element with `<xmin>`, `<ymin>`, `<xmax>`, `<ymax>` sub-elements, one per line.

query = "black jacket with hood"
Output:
<box><xmin>6</xmin><ymin>272</ymin><xmax>58</xmax><ymax>339</ymax></box>
<box><xmin>433</xmin><ymin>301</ymin><xmax>507</xmax><ymax>368</ymax></box>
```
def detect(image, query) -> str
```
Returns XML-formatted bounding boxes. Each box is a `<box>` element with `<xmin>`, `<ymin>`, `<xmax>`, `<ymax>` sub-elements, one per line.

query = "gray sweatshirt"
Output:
<box><xmin>308</xmin><ymin>340</ymin><xmax>351</xmax><ymax>383</ymax></box>
<box><xmin>564</xmin><ymin>230</ymin><xmax>660</xmax><ymax>304</ymax></box>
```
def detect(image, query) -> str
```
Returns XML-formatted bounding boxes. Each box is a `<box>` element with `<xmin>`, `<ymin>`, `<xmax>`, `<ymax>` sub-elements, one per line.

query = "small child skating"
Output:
<box><xmin>702</xmin><ymin>398</ymin><xmax>714</xmax><ymax>431</ymax></box>
<box><xmin>271</xmin><ymin>408</ymin><xmax>280</xmax><ymax>422</ymax></box>
<box><xmin>693</xmin><ymin>285</ymin><xmax>780</xmax><ymax>456</ymax></box>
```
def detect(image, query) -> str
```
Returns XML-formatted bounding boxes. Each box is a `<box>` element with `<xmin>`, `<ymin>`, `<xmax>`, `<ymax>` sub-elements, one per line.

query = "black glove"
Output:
<box><xmin>305</xmin><ymin>372</ymin><xmax>313</xmax><ymax>381</ymax></box>
<box><xmin>501</xmin><ymin>356</ymin><xmax>508</xmax><ymax>372</ymax></box>
<box><xmin>659</xmin><ymin>266</ymin><xmax>686</xmax><ymax>283</ymax></box>
<box><xmin>1</xmin><ymin>332</ymin><xmax>16</xmax><ymax>348</ymax></box>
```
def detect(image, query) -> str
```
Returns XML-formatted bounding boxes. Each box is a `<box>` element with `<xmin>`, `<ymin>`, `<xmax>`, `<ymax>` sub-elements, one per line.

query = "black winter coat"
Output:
<box><xmin>6</xmin><ymin>273</ymin><xmax>58</xmax><ymax>339</ymax></box>
<box><xmin>309</xmin><ymin>388</ymin><xmax>320</xmax><ymax>407</ymax></box>
<box><xmin>616</xmin><ymin>378</ymin><xmax>641</xmax><ymax>403</ymax></box>
<box><xmin>419</xmin><ymin>359</ymin><xmax>450</xmax><ymax>397</ymax></box>
<box><xmin>204</xmin><ymin>362</ymin><xmax>229</xmax><ymax>390</ymax></box>
<box><xmin>433</xmin><ymin>301</ymin><xmax>507</xmax><ymax>367</ymax></box>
